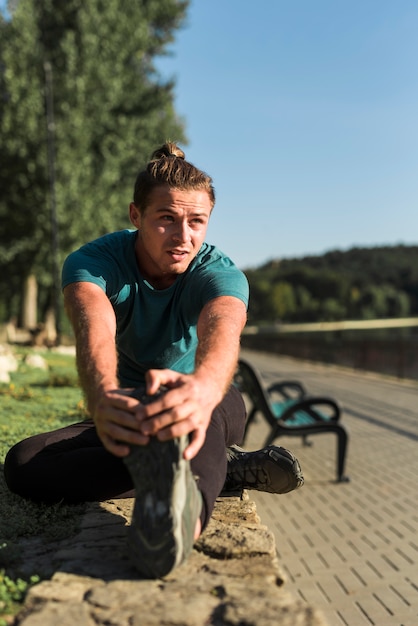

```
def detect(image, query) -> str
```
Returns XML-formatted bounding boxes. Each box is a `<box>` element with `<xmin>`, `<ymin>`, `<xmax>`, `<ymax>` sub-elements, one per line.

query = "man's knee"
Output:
<box><xmin>214</xmin><ymin>385</ymin><xmax>246</xmax><ymax>445</ymax></box>
<box><xmin>3</xmin><ymin>440</ymin><xmax>30</xmax><ymax>496</ymax></box>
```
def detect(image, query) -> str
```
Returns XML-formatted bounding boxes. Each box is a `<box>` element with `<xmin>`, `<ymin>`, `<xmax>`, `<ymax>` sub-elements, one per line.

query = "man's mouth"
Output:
<box><xmin>168</xmin><ymin>249</ymin><xmax>189</xmax><ymax>261</ymax></box>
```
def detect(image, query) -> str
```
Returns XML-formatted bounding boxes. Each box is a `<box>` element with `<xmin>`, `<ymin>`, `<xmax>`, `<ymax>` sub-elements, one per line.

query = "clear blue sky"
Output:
<box><xmin>157</xmin><ymin>0</ymin><xmax>418</xmax><ymax>268</ymax></box>
<box><xmin>2</xmin><ymin>1</ymin><xmax>417</xmax><ymax>269</ymax></box>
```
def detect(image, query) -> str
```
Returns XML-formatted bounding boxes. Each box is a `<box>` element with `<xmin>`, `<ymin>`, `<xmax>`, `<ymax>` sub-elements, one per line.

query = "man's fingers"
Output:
<box><xmin>101</xmin><ymin>434</ymin><xmax>131</xmax><ymax>457</ymax></box>
<box><xmin>184</xmin><ymin>428</ymin><xmax>205</xmax><ymax>460</ymax></box>
<box><xmin>98</xmin><ymin>419</ymin><xmax>150</xmax><ymax>455</ymax></box>
<box><xmin>145</xmin><ymin>368</ymin><xmax>183</xmax><ymax>393</ymax></box>
<box><xmin>140</xmin><ymin>399</ymin><xmax>201</xmax><ymax>435</ymax></box>
<box><xmin>155</xmin><ymin>421</ymin><xmax>205</xmax><ymax>458</ymax></box>
<box><xmin>103</xmin><ymin>391</ymin><xmax>143</xmax><ymax>412</ymax></box>
<box><xmin>135</xmin><ymin>385</ymin><xmax>181</xmax><ymax>422</ymax></box>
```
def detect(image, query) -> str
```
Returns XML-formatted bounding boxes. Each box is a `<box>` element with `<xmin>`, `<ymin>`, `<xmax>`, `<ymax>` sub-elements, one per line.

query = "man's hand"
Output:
<box><xmin>92</xmin><ymin>389</ymin><xmax>152</xmax><ymax>457</ymax></box>
<box><xmin>135</xmin><ymin>369</ymin><xmax>224</xmax><ymax>460</ymax></box>
<box><xmin>91</xmin><ymin>371</ymin><xmax>220</xmax><ymax>460</ymax></box>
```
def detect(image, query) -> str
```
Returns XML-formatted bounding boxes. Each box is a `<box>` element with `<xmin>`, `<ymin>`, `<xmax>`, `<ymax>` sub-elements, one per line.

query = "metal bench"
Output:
<box><xmin>235</xmin><ymin>358</ymin><xmax>350</xmax><ymax>482</ymax></box>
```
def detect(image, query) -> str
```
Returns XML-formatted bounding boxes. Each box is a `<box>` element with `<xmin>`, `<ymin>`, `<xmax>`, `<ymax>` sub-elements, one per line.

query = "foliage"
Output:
<box><xmin>0</xmin><ymin>349</ymin><xmax>86</xmax><ymax>620</ymax></box>
<box><xmin>244</xmin><ymin>245</ymin><xmax>418</xmax><ymax>323</ymax></box>
<box><xmin>0</xmin><ymin>0</ymin><xmax>189</xmax><ymax>323</ymax></box>
<box><xmin>0</xmin><ymin>569</ymin><xmax>40</xmax><ymax>624</ymax></box>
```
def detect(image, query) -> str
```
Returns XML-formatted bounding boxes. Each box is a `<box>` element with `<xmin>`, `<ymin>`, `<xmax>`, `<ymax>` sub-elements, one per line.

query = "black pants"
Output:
<box><xmin>4</xmin><ymin>385</ymin><xmax>246</xmax><ymax>530</ymax></box>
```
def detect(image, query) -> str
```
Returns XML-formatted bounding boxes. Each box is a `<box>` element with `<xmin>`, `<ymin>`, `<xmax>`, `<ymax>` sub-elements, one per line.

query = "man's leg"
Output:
<box><xmin>4</xmin><ymin>420</ymin><xmax>134</xmax><ymax>503</ymax></box>
<box><xmin>190</xmin><ymin>384</ymin><xmax>304</xmax><ymax>522</ymax></box>
<box><xmin>121</xmin><ymin>384</ymin><xmax>246</xmax><ymax>578</ymax></box>
<box><xmin>190</xmin><ymin>384</ymin><xmax>246</xmax><ymax>531</ymax></box>
<box><xmin>4</xmin><ymin>384</ymin><xmax>302</xmax><ymax>579</ymax></box>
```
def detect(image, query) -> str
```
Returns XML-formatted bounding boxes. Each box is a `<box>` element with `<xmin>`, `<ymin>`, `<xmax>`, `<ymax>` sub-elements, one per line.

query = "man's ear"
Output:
<box><xmin>129</xmin><ymin>203</ymin><xmax>141</xmax><ymax>229</ymax></box>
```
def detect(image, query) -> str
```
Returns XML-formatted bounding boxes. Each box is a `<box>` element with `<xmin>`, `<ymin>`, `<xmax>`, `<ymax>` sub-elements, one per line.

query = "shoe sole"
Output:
<box><xmin>124</xmin><ymin>435</ymin><xmax>195</xmax><ymax>578</ymax></box>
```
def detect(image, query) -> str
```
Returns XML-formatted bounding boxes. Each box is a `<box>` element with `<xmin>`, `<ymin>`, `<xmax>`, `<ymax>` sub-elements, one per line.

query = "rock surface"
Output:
<box><xmin>0</xmin><ymin>345</ymin><xmax>18</xmax><ymax>383</ymax></box>
<box><xmin>15</xmin><ymin>494</ymin><xmax>327</xmax><ymax>626</ymax></box>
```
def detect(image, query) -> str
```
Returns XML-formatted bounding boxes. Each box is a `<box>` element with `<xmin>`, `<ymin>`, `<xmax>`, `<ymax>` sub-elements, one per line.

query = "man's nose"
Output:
<box><xmin>172</xmin><ymin>221</ymin><xmax>190</xmax><ymax>242</ymax></box>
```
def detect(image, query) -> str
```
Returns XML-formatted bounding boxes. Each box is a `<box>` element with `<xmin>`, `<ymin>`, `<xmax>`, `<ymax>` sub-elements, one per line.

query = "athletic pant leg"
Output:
<box><xmin>4</xmin><ymin>420</ymin><xmax>135</xmax><ymax>503</ymax></box>
<box><xmin>191</xmin><ymin>384</ymin><xmax>246</xmax><ymax>529</ymax></box>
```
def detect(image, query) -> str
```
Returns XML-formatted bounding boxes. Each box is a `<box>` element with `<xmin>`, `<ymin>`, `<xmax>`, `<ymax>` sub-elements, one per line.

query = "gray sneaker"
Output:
<box><xmin>224</xmin><ymin>444</ymin><xmax>304</xmax><ymax>494</ymax></box>
<box><xmin>123</xmin><ymin>389</ymin><xmax>202</xmax><ymax>578</ymax></box>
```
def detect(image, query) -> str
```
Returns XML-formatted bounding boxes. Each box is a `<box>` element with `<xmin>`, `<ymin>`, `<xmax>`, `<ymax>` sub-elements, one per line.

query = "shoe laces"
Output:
<box><xmin>227</xmin><ymin>451</ymin><xmax>269</xmax><ymax>488</ymax></box>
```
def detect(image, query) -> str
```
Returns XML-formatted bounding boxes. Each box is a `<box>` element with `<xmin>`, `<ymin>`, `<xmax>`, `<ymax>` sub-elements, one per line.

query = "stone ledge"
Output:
<box><xmin>15</xmin><ymin>494</ymin><xmax>328</xmax><ymax>626</ymax></box>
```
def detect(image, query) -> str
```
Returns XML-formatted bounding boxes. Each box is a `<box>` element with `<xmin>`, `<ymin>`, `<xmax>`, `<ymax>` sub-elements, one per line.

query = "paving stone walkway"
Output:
<box><xmin>241</xmin><ymin>349</ymin><xmax>418</xmax><ymax>626</ymax></box>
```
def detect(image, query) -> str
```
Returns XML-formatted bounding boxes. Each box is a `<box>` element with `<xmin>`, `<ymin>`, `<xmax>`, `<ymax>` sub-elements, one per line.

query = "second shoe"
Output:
<box><xmin>224</xmin><ymin>444</ymin><xmax>304</xmax><ymax>494</ymax></box>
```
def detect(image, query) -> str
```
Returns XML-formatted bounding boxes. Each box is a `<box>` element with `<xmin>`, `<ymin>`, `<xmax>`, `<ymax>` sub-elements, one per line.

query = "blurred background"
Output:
<box><xmin>1</xmin><ymin>0</ymin><xmax>417</xmax><ymax>377</ymax></box>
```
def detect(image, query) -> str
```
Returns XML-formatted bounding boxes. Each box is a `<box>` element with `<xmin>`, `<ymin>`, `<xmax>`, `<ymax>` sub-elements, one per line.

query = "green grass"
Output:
<box><xmin>0</xmin><ymin>347</ymin><xmax>87</xmax><ymax>621</ymax></box>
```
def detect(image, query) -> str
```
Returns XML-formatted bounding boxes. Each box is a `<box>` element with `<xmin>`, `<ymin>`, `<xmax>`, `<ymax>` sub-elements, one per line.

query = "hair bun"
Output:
<box><xmin>152</xmin><ymin>142</ymin><xmax>185</xmax><ymax>161</ymax></box>
<box><xmin>133</xmin><ymin>142</ymin><xmax>215</xmax><ymax>209</ymax></box>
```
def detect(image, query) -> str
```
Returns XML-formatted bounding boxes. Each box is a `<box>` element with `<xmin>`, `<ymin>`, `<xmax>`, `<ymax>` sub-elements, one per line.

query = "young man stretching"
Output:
<box><xmin>5</xmin><ymin>143</ymin><xmax>303</xmax><ymax>578</ymax></box>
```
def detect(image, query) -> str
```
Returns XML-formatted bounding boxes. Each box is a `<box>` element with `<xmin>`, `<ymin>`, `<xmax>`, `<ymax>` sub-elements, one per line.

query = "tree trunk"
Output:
<box><xmin>21</xmin><ymin>274</ymin><xmax>38</xmax><ymax>330</ymax></box>
<box><xmin>44</xmin><ymin>306</ymin><xmax>58</xmax><ymax>346</ymax></box>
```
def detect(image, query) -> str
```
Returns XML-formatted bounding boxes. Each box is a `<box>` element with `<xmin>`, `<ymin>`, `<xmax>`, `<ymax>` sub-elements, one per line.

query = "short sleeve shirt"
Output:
<box><xmin>62</xmin><ymin>230</ymin><xmax>249</xmax><ymax>386</ymax></box>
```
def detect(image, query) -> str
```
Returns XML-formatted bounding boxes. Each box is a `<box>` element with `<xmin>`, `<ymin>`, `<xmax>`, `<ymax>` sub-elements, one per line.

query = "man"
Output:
<box><xmin>5</xmin><ymin>143</ymin><xmax>303</xmax><ymax>578</ymax></box>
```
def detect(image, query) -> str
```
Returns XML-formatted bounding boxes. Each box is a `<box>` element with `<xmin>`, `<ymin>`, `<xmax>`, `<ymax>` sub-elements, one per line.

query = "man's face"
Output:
<box><xmin>129</xmin><ymin>186</ymin><xmax>212</xmax><ymax>289</ymax></box>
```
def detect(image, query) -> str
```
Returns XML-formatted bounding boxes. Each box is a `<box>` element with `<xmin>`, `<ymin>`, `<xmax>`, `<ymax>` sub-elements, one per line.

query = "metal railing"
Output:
<box><xmin>244</xmin><ymin>317</ymin><xmax>418</xmax><ymax>334</ymax></box>
<box><xmin>241</xmin><ymin>318</ymin><xmax>418</xmax><ymax>380</ymax></box>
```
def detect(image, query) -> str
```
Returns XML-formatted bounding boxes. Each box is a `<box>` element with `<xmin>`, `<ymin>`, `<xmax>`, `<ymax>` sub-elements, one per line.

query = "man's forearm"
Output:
<box><xmin>75</xmin><ymin>325</ymin><xmax>119</xmax><ymax>413</ymax></box>
<box><xmin>64</xmin><ymin>283</ymin><xmax>119</xmax><ymax>414</ymax></box>
<box><xmin>195</xmin><ymin>296</ymin><xmax>247</xmax><ymax>400</ymax></box>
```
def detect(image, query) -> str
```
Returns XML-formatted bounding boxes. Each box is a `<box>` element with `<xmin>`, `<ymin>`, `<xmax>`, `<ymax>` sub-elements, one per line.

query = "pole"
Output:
<box><xmin>44</xmin><ymin>60</ymin><xmax>61</xmax><ymax>344</ymax></box>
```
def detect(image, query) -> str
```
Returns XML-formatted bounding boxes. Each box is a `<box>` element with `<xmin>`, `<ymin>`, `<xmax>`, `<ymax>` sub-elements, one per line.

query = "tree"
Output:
<box><xmin>293</xmin><ymin>285</ymin><xmax>319</xmax><ymax>322</ymax></box>
<box><xmin>0</xmin><ymin>0</ymin><xmax>188</xmax><ymax>334</ymax></box>
<box><xmin>358</xmin><ymin>284</ymin><xmax>410</xmax><ymax>320</ymax></box>
<box><xmin>269</xmin><ymin>282</ymin><xmax>296</xmax><ymax>321</ymax></box>
<box><xmin>246</xmin><ymin>277</ymin><xmax>277</xmax><ymax>323</ymax></box>
<box><xmin>243</xmin><ymin>245</ymin><xmax>418</xmax><ymax>323</ymax></box>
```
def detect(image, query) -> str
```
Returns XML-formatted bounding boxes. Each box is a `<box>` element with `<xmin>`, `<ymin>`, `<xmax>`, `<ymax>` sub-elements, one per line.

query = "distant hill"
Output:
<box><xmin>243</xmin><ymin>245</ymin><xmax>418</xmax><ymax>323</ymax></box>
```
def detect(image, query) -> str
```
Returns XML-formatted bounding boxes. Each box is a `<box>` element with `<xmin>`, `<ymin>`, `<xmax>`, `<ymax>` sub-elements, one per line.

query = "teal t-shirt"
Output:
<box><xmin>62</xmin><ymin>230</ymin><xmax>249</xmax><ymax>386</ymax></box>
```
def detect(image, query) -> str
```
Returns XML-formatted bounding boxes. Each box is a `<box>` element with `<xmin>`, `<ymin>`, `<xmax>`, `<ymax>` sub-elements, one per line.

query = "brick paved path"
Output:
<box><xmin>241</xmin><ymin>349</ymin><xmax>418</xmax><ymax>626</ymax></box>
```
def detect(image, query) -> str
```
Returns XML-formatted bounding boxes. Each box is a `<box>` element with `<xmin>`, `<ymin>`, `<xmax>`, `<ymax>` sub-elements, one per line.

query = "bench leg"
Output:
<box><xmin>336</xmin><ymin>427</ymin><xmax>350</xmax><ymax>482</ymax></box>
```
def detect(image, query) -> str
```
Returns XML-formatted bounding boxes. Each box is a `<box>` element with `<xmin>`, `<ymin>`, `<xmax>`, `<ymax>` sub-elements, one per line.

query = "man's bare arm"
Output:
<box><xmin>64</xmin><ymin>282</ymin><xmax>119</xmax><ymax>412</ymax></box>
<box><xmin>64</xmin><ymin>282</ymin><xmax>148</xmax><ymax>455</ymax></box>
<box><xmin>195</xmin><ymin>295</ymin><xmax>247</xmax><ymax>395</ymax></box>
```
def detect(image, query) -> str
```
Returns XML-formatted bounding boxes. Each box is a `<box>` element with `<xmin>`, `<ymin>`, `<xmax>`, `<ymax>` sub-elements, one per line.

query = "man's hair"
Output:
<box><xmin>133</xmin><ymin>142</ymin><xmax>215</xmax><ymax>211</ymax></box>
